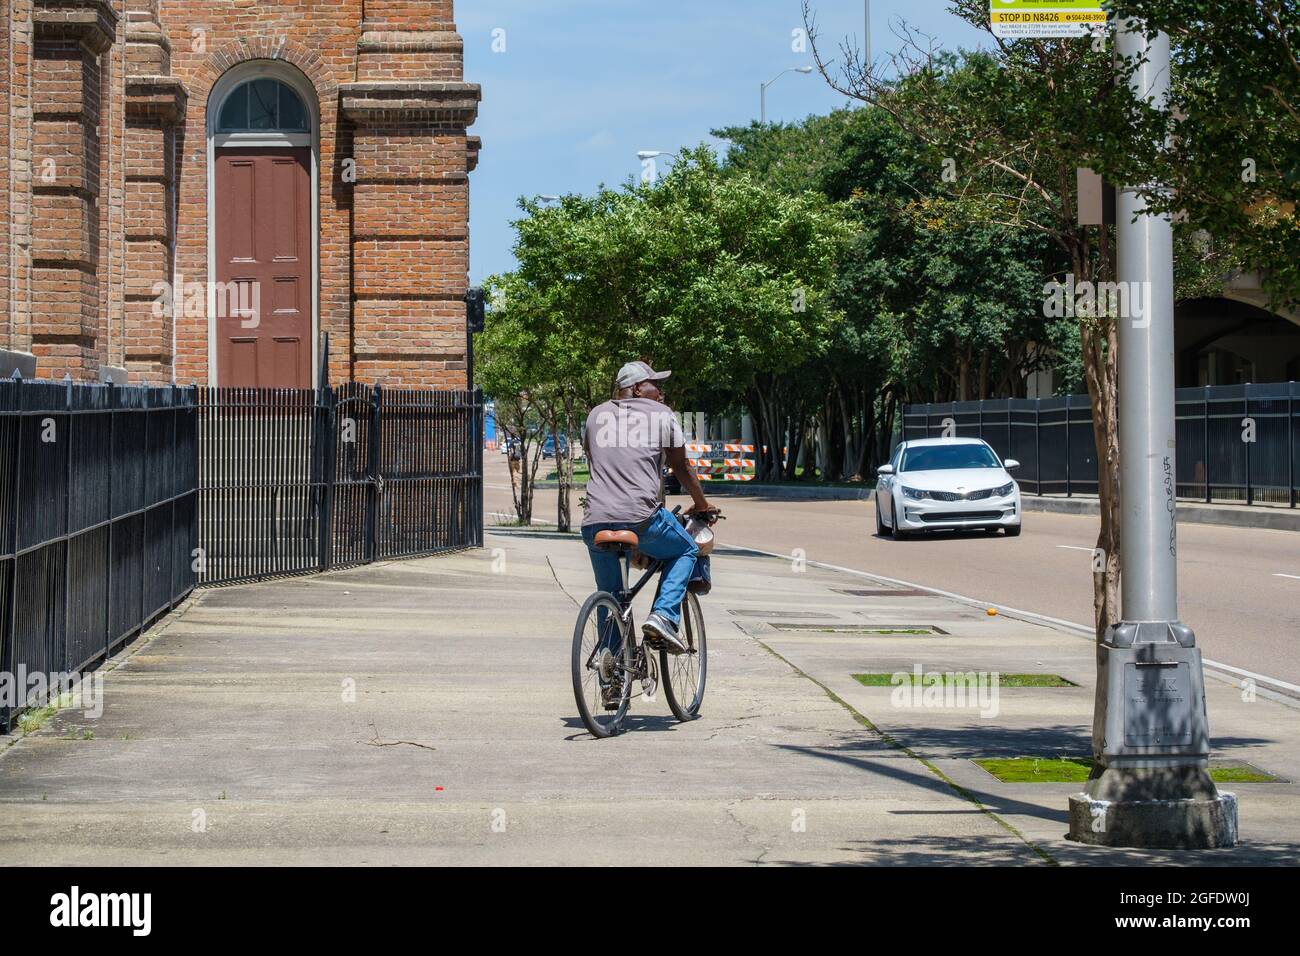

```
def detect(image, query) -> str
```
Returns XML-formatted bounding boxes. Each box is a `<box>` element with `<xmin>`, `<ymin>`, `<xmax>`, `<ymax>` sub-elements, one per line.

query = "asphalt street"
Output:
<box><xmin>487</xmin><ymin>455</ymin><xmax>1300</xmax><ymax>689</ymax></box>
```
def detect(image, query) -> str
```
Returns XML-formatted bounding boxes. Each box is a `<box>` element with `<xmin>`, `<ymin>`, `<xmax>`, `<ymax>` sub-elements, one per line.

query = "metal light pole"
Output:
<box><xmin>1067</xmin><ymin>18</ymin><xmax>1236</xmax><ymax>849</ymax></box>
<box><xmin>760</xmin><ymin>66</ymin><xmax>813</xmax><ymax>124</ymax></box>
<box><xmin>864</xmin><ymin>0</ymin><xmax>871</xmax><ymax>72</ymax></box>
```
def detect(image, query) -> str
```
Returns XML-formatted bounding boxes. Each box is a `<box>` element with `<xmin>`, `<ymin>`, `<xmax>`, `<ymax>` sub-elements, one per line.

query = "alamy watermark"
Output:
<box><xmin>0</xmin><ymin>667</ymin><xmax>104</xmax><ymax>719</ymax></box>
<box><xmin>152</xmin><ymin>272</ymin><xmax>261</xmax><ymax>327</ymax></box>
<box><xmin>1043</xmin><ymin>274</ymin><xmax>1152</xmax><ymax>327</ymax></box>
<box><xmin>588</xmin><ymin>406</ymin><xmax>681</xmax><ymax>449</ymax></box>
<box><xmin>889</xmin><ymin>665</ymin><xmax>1000</xmax><ymax>718</ymax></box>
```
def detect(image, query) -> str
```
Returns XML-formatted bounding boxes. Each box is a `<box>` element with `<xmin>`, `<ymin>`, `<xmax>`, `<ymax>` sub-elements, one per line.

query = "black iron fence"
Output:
<box><xmin>0</xmin><ymin>379</ymin><xmax>198</xmax><ymax>731</ymax></box>
<box><xmin>197</xmin><ymin>384</ymin><xmax>483</xmax><ymax>586</ymax></box>
<box><xmin>902</xmin><ymin>382</ymin><xmax>1300</xmax><ymax>506</ymax></box>
<box><xmin>0</xmin><ymin>376</ymin><xmax>483</xmax><ymax>730</ymax></box>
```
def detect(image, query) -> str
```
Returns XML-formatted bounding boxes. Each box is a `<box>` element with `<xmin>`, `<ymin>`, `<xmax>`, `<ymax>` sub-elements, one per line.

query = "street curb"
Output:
<box><xmin>1018</xmin><ymin>494</ymin><xmax>1300</xmax><ymax>531</ymax></box>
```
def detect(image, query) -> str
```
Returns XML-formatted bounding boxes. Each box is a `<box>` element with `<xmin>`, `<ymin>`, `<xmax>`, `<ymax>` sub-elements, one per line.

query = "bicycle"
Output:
<box><xmin>571</xmin><ymin>507</ymin><xmax>719</xmax><ymax>738</ymax></box>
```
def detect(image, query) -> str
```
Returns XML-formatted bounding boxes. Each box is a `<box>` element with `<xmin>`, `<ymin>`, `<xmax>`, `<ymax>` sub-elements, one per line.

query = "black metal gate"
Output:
<box><xmin>197</xmin><ymin>383</ymin><xmax>483</xmax><ymax>586</ymax></box>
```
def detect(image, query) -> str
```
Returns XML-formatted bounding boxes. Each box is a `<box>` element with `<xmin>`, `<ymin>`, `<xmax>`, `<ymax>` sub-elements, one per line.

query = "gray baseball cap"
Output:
<box><xmin>615</xmin><ymin>360</ymin><xmax>671</xmax><ymax>390</ymax></box>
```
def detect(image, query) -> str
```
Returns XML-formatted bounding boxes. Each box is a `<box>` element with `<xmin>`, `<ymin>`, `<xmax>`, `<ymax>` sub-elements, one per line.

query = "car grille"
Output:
<box><xmin>923</xmin><ymin>488</ymin><xmax>995</xmax><ymax>502</ymax></box>
<box><xmin>918</xmin><ymin>510</ymin><xmax>1004</xmax><ymax>523</ymax></box>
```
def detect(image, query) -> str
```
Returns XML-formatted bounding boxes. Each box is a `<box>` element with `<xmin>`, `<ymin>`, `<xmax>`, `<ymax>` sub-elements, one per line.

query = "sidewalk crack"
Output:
<box><xmin>724</xmin><ymin>800</ymin><xmax>772</xmax><ymax>865</ymax></box>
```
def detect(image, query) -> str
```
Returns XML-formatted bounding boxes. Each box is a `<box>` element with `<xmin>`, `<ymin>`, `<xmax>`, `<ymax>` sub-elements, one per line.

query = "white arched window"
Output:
<box><xmin>209</xmin><ymin>62</ymin><xmax>317</xmax><ymax>148</ymax></box>
<box><xmin>215</xmin><ymin>77</ymin><xmax>311</xmax><ymax>134</ymax></box>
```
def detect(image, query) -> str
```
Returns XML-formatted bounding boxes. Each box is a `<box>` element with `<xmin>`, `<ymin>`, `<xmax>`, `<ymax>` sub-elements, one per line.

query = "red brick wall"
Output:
<box><xmin>1</xmin><ymin>0</ymin><xmax>10</xmax><ymax>353</ymax></box>
<box><xmin>4</xmin><ymin>1</ymin><xmax>34</xmax><ymax>360</ymax></box>
<box><xmin>4</xmin><ymin>0</ymin><xmax>478</xmax><ymax>388</ymax></box>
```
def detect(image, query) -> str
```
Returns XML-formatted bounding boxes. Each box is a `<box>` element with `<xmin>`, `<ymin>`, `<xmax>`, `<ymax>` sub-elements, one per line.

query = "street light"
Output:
<box><xmin>537</xmin><ymin>195</ymin><xmax>561</xmax><ymax>203</ymax></box>
<box><xmin>760</xmin><ymin>66</ymin><xmax>813</xmax><ymax>124</ymax></box>
<box><xmin>636</xmin><ymin>150</ymin><xmax>680</xmax><ymax>185</ymax></box>
<box><xmin>1064</xmin><ymin>17</ymin><xmax>1237</xmax><ymax>851</ymax></box>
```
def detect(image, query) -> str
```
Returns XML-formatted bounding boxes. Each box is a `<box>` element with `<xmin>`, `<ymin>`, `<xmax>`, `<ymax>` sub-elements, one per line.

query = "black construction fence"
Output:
<box><xmin>902</xmin><ymin>382</ymin><xmax>1300</xmax><ymax>507</ymax></box>
<box><xmin>1</xmin><ymin>377</ymin><xmax>482</xmax><ymax>731</ymax></box>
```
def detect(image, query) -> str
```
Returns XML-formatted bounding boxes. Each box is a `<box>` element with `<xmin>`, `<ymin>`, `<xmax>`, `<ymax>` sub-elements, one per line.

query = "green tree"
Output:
<box><xmin>489</xmin><ymin>149</ymin><xmax>853</xmax><ymax>483</ymax></box>
<box><xmin>1107</xmin><ymin>0</ymin><xmax>1299</xmax><ymax>308</ymax></box>
<box><xmin>718</xmin><ymin>105</ymin><xmax>1071</xmax><ymax>477</ymax></box>
<box><xmin>804</xmin><ymin>0</ymin><xmax>1139</xmax><ymax>638</ymax></box>
<box><xmin>475</xmin><ymin>305</ymin><xmax>549</xmax><ymax>526</ymax></box>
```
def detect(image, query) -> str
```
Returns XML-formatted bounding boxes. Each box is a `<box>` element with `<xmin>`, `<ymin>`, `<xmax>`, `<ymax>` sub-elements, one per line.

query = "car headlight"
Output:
<box><xmin>995</xmin><ymin>481</ymin><xmax>1015</xmax><ymax>497</ymax></box>
<box><xmin>901</xmin><ymin>486</ymin><xmax>930</xmax><ymax>500</ymax></box>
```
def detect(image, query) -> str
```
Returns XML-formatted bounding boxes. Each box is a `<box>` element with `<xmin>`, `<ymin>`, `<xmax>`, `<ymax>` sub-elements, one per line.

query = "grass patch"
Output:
<box><xmin>853</xmin><ymin>672</ymin><xmax>1075</xmax><ymax>687</ymax></box>
<box><xmin>17</xmin><ymin>704</ymin><xmax>60</xmax><ymax>736</ymax></box>
<box><xmin>543</xmin><ymin>466</ymin><xmax>590</xmax><ymax>482</ymax></box>
<box><xmin>772</xmin><ymin>623</ymin><xmax>946</xmax><ymax>635</ymax></box>
<box><xmin>977</xmin><ymin>757</ymin><xmax>1093</xmax><ymax>782</ymax></box>
<box><xmin>1207</xmin><ymin>765</ymin><xmax>1277</xmax><ymax>784</ymax></box>
<box><xmin>976</xmin><ymin>757</ymin><xmax>1278</xmax><ymax>784</ymax></box>
<box><xmin>14</xmin><ymin>691</ymin><xmax>75</xmax><ymax>736</ymax></box>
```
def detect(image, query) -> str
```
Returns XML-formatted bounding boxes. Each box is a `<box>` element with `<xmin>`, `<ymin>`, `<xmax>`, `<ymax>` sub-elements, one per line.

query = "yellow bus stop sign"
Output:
<box><xmin>990</xmin><ymin>0</ymin><xmax>1107</xmax><ymax>38</ymax></box>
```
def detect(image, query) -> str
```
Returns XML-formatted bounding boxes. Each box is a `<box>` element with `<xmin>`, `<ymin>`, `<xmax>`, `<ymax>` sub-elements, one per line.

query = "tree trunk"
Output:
<box><xmin>556</xmin><ymin>413</ymin><xmax>572</xmax><ymax>534</ymax></box>
<box><xmin>1076</xmin><ymin>240</ymin><xmax>1122</xmax><ymax>642</ymax></box>
<box><xmin>748</xmin><ymin>379</ymin><xmax>788</xmax><ymax>483</ymax></box>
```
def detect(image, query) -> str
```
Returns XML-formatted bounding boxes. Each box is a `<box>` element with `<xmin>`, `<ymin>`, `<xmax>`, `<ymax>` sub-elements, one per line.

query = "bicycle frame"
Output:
<box><xmin>615</xmin><ymin>550</ymin><xmax>664</xmax><ymax>621</ymax></box>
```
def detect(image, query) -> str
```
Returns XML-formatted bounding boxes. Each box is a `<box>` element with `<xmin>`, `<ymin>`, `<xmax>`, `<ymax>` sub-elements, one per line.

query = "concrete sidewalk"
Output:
<box><xmin>0</xmin><ymin>530</ymin><xmax>1296</xmax><ymax>865</ymax></box>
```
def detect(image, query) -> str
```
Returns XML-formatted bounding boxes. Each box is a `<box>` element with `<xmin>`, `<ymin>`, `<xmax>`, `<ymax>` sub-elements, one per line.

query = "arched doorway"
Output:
<box><xmin>207</xmin><ymin>62</ymin><xmax>319</xmax><ymax>388</ymax></box>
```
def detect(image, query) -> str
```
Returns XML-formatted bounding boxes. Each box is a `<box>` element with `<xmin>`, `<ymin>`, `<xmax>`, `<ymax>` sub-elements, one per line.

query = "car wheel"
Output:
<box><xmin>891</xmin><ymin>501</ymin><xmax>908</xmax><ymax>540</ymax></box>
<box><xmin>1005</xmin><ymin>523</ymin><xmax>1022</xmax><ymax>537</ymax></box>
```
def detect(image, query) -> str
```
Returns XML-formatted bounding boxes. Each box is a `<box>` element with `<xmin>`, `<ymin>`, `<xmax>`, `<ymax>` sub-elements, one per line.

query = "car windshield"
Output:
<box><xmin>901</xmin><ymin>443</ymin><xmax>1001</xmax><ymax>472</ymax></box>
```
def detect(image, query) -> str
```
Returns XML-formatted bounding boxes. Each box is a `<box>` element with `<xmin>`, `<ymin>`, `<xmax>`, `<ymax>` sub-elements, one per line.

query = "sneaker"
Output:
<box><xmin>643</xmin><ymin>612</ymin><xmax>688</xmax><ymax>655</ymax></box>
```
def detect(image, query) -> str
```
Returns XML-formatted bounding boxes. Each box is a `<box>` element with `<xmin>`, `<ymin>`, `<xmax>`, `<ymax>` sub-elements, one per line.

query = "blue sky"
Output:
<box><xmin>459</xmin><ymin>1</ymin><xmax>991</xmax><ymax>283</ymax></box>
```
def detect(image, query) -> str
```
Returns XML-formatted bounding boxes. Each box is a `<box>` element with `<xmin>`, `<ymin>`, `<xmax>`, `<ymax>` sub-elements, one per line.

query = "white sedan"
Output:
<box><xmin>875</xmin><ymin>437</ymin><xmax>1021</xmax><ymax>538</ymax></box>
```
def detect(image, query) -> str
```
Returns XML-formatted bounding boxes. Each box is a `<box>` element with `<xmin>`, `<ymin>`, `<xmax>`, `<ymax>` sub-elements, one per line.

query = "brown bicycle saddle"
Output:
<box><xmin>593</xmin><ymin>529</ymin><xmax>639</xmax><ymax>550</ymax></box>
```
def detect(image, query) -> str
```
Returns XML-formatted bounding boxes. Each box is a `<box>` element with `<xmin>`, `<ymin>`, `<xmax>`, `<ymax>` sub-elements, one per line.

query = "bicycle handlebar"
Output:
<box><xmin>672</xmin><ymin>504</ymin><xmax>724</xmax><ymax>525</ymax></box>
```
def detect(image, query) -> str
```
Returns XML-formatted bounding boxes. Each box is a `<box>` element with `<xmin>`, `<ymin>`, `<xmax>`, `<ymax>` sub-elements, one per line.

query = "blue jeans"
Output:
<box><xmin>582</xmin><ymin>507</ymin><xmax>699</xmax><ymax>641</ymax></box>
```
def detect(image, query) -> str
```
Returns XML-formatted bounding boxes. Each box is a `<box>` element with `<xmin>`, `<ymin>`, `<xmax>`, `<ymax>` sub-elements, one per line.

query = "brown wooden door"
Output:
<box><xmin>214</xmin><ymin>147</ymin><xmax>311</xmax><ymax>388</ymax></box>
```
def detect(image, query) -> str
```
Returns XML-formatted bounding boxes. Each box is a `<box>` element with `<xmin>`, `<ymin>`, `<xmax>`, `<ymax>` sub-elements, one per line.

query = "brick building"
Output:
<box><xmin>0</xmin><ymin>0</ymin><xmax>480</xmax><ymax>388</ymax></box>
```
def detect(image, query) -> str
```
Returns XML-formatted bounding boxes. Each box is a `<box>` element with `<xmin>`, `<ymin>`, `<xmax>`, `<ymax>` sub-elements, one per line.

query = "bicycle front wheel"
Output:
<box><xmin>661</xmin><ymin>591</ymin><xmax>707</xmax><ymax>721</ymax></box>
<box><xmin>572</xmin><ymin>592</ymin><xmax>633</xmax><ymax>738</ymax></box>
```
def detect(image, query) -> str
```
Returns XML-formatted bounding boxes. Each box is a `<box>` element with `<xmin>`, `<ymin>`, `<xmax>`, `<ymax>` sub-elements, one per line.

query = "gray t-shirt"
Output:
<box><xmin>582</xmin><ymin>398</ymin><xmax>685</xmax><ymax>526</ymax></box>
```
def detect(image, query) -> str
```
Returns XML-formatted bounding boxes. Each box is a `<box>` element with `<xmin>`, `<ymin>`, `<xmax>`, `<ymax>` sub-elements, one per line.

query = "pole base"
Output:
<box><xmin>1067</xmin><ymin>791</ymin><xmax>1238</xmax><ymax>849</ymax></box>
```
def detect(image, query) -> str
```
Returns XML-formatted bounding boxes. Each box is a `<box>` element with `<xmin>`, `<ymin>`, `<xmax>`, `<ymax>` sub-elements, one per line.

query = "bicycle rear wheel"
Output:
<box><xmin>572</xmin><ymin>592</ymin><xmax>633</xmax><ymax>738</ymax></box>
<box><xmin>661</xmin><ymin>592</ymin><xmax>707</xmax><ymax>721</ymax></box>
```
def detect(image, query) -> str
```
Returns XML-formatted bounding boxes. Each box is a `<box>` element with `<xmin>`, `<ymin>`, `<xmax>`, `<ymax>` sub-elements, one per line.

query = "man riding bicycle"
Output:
<box><xmin>581</xmin><ymin>361</ymin><xmax>715</xmax><ymax>674</ymax></box>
